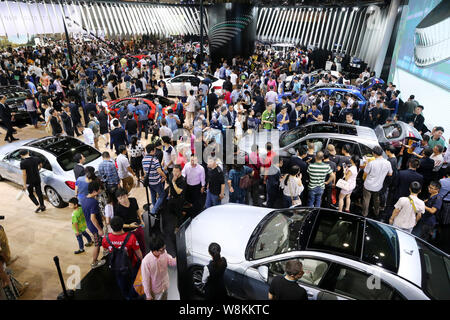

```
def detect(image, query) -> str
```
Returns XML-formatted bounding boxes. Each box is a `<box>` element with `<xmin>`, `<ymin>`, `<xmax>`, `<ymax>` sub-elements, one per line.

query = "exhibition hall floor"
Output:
<box><xmin>0</xmin><ymin>123</ymin><xmax>179</xmax><ymax>300</ymax></box>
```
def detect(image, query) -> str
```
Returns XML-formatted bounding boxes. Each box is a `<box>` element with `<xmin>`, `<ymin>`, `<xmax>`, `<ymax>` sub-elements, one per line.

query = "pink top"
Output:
<box><xmin>141</xmin><ymin>251</ymin><xmax>176</xmax><ymax>299</ymax></box>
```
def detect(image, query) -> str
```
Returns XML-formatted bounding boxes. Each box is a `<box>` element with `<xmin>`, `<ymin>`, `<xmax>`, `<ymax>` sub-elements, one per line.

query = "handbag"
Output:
<box><xmin>336</xmin><ymin>179</ymin><xmax>351</xmax><ymax>191</ymax></box>
<box><xmin>239</xmin><ymin>174</ymin><xmax>251</xmax><ymax>189</ymax></box>
<box><xmin>133</xmin><ymin>266</ymin><xmax>145</xmax><ymax>296</ymax></box>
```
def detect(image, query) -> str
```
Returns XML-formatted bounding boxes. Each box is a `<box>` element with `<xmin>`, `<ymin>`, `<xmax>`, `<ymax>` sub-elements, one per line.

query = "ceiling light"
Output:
<box><xmin>353</xmin><ymin>7</ymin><xmax>359</xmax><ymax>11</ymax></box>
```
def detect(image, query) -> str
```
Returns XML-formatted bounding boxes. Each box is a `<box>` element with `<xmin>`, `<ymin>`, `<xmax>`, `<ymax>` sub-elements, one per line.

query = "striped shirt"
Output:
<box><xmin>307</xmin><ymin>162</ymin><xmax>333</xmax><ymax>190</ymax></box>
<box><xmin>142</xmin><ymin>155</ymin><xmax>161</xmax><ymax>185</ymax></box>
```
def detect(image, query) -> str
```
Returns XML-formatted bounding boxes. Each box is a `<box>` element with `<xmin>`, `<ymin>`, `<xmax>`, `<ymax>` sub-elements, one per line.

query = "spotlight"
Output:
<box><xmin>353</xmin><ymin>7</ymin><xmax>359</xmax><ymax>11</ymax></box>
<box><xmin>341</xmin><ymin>7</ymin><xmax>347</xmax><ymax>11</ymax></box>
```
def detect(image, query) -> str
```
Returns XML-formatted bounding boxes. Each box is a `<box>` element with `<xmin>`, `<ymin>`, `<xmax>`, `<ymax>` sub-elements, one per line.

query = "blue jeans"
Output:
<box><xmin>229</xmin><ymin>191</ymin><xmax>245</xmax><ymax>204</ymax></box>
<box><xmin>149</xmin><ymin>182</ymin><xmax>165</xmax><ymax>214</ymax></box>
<box><xmin>205</xmin><ymin>190</ymin><xmax>221</xmax><ymax>208</ymax></box>
<box><xmin>307</xmin><ymin>186</ymin><xmax>324</xmax><ymax>207</ymax></box>
<box><xmin>75</xmin><ymin>231</ymin><xmax>92</xmax><ymax>250</ymax></box>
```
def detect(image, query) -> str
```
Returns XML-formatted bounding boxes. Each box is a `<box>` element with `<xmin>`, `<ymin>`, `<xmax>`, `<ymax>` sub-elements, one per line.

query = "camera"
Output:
<box><xmin>0</xmin><ymin>216</ymin><xmax>4</xmax><ymax>220</ymax></box>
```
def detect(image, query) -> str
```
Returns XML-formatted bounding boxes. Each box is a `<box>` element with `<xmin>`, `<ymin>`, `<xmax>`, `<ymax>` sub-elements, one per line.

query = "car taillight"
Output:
<box><xmin>65</xmin><ymin>181</ymin><xmax>76</xmax><ymax>190</ymax></box>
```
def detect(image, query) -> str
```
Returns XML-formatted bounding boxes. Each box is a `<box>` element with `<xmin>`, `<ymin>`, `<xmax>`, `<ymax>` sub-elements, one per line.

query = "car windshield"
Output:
<box><xmin>205</xmin><ymin>74</ymin><xmax>218</xmax><ymax>82</ymax></box>
<box><xmin>416</xmin><ymin>240</ymin><xmax>450</xmax><ymax>300</ymax></box>
<box><xmin>279</xmin><ymin>127</ymin><xmax>310</xmax><ymax>148</ymax></box>
<box><xmin>361</xmin><ymin>79</ymin><xmax>372</xmax><ymax>88</ymax></box>
<box><xmin>56</xmin><ymin>144</ymin><xmax>101</xmax><ymax>171</ymax></box>
<box><xmin>250</xmin><ymin>209</ymin><xmax>312</xmax><ymax>260</ymax></box>
<box><xmin>362</xmin><ymin>221</ymin><xmax>400</xmax><ymax>273</ymax></box>
<box><xmin>383</xmin><ymin>124</ymin><xmax>402</xmax><ymax>140</ymax></box>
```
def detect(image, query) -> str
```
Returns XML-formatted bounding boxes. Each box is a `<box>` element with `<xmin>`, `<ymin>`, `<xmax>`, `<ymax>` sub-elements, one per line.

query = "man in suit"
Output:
<box><xmin>73</xmin><ymin>153</ymin><xmax>86</xmax><ymax>180</ymax></box>
<box><xmin>289</xmin><ymin>103</ymin><xmax>304</xmax><ymax>129</ymax></box>
<box><xmin>110</xmin><ymin>119</ymin><xmax>128</xmax><ymax>155</ymax></box>
<box><xmin>60</xmin><ymin>104</ymin><xmax>74</xmax><ymax>137</ymax></box>
<box><xmin>69</xmin><ymin>99</ymin><xmax>82</xmax><ymax>136</ymax></box>
<box><xmin>0</xmin><ymin>95</ymin><xmax>18</xmax><ymax>142</ymax></box>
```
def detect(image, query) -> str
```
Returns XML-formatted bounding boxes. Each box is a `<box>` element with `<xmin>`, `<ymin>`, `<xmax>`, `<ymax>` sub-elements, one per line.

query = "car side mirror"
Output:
<box><xmin>257</xmin><ymin>266</ymin><xmax>269</xmax><ymax>282</ymax></box>
<box><xmin>288</xmin><ymin>148</ymin><xmax>296</xmax><ymax>155</ymax></box>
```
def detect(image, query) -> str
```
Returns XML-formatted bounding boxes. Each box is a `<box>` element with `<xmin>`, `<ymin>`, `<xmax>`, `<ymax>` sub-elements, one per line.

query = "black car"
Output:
<box><xmin>0</xmin><ymin>86</ymin><xmax>31</xmax><ymax>123</ymax></box>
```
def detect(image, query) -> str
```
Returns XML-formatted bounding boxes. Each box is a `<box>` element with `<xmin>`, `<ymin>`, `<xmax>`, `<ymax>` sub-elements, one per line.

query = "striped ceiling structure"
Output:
<box><xmin>0</xmin><ymin>0</ymin><xmax>400</xmax><ymax>71</ymax></box>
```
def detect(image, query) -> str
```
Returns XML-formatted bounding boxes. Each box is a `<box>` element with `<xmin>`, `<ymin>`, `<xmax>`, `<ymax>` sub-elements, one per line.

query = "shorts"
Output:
<box><xmin>92</xmin><ymin>232</ymin><xmax>103</xmax><ymax>247</ymax></box>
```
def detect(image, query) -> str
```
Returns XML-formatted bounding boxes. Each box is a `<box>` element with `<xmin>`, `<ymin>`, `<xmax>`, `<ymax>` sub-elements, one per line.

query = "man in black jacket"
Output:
<box><xmin>73</xmin><ymin>153</ymin><xmax>86</xmax><ymax>180</ymax></box>
<box><xmin>0</xmin><ymin>95</ymin><xmax>18</xmax><ymax>142</ymax></box>
<box><xmin>222</xmin><ymin>76</ymin><xmax>232</xmax><ymax>93</ymax></box>
<box><xmin>60</xmin><ymin>104</ymin><xmax>74</xmax><ymax>137</ymax></box>
<box><xmin>393</xmin><ymin>158</ymin><xmax>424</xmax><ymax>204</ymax></box>
<box><xmin>411</xmin><ymin>105</ymin><xmax>425</xmax><ymax>134</ymax></box>
<box><xmin>207</xmin><ymin>88</ymin><xmax>218</xmax><ymax>121</ymax></box>
<box><xmin>110</xmin><ymin>119</ymin><xmax>128</xmax><ymax>155</ymax></box>
<box><xmin>69</xmin><ymin>99</ymin><xmax>82</xmax><ymax>136</ymax></box>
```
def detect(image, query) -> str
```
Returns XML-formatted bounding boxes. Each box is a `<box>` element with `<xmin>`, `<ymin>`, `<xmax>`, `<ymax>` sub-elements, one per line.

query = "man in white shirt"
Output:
<box><xmin>159</xmin><ymin>118</ymin><xmax>173</xmax><ymax>140</ymax></box>
<box><xmin>163</xmin><ymin>63</ymin><xmax>171</xmax><ymax>78</ymax></box>
<box><xmin>77</xmin><ymin>124</ymin><xmax>95</xmax><ymax>147</ymax></box>
<box><xmin>362</xmin><ymin>146</ymin><xmax>393</xmax><ymax>217</ymax></box>
<box><xmin>230</xmin><ymin>70</ymin><xmax>238</xmax><ymax>86</ymax></box>
<box><xmin>390</xmin><ymin>181</ymin><xmax>425</xmax><ymax>233</ymax></box>
<box><xmin>265</xmin><ymin>86</ymin><xmax>278</xmax><ymax>105</ymax></box>
<box><xmin>116</xmin><ymin>145</ymin><xmax>135</xmax><ymax>193</ymax></box>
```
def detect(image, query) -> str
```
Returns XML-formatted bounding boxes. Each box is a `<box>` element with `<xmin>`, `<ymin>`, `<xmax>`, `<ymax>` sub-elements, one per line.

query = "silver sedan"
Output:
<box><xmin>176</xmin><ymin>204</ymin><xmax>450</xmax><ymax>300</ymax></box>
<box><xmin>0</xmin><ymin>136</ymin><xmax>103</xmax><ymax>208</ymax></box>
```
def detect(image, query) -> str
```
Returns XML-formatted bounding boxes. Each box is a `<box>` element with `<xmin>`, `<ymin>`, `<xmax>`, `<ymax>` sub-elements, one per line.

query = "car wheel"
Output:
<box><xmin>190</xmin><ymin>266</ymin><xmax>206</xmax><ymax>297</ymax></box>
<box><xmin>45</xmin><ymin>186</ymin><xmax>66</xmax><ymax>208</ymax></box>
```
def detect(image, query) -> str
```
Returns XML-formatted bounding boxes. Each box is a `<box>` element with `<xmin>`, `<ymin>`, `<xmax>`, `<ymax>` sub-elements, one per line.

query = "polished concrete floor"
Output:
<box><xmin>0</xmin><ymin>117</ymin><xmax>180</xmax><ymax>300</ymax></box>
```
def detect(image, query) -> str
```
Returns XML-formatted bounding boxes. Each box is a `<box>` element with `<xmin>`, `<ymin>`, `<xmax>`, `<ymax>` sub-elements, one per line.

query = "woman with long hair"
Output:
<box><xmin>202</xmin><ymin>243</ymin><xmax>228</xmax><ymax>300</ymax></box>
<box><xmin>338</xmin><ymin>155</ymin><xmax>360</xmax><ymax>213</ymax></box>
<box><xmin>129</xmin><ymin>136</ymin><xmax>145</xmax><ymax>184</ymax></box>
<box><xmin>281</xmin><ymin>165</ymin><xmax>304</xmax><ymax>207</ymax></box>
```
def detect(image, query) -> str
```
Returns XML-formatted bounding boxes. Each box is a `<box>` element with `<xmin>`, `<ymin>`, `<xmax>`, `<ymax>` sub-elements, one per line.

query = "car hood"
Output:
<box><xmin>186</xmin><ymin>204</ymin><xmax>273</xmax><ymax>264</ymax></box>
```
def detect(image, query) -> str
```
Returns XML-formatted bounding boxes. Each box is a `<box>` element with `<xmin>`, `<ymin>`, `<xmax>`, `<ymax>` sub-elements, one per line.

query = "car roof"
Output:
<box><xmin>313</xmin><ymin>87</ymin><xmax>362</xmax><ymax>95</ymax></box>
<box><xmin>299</xmin><ymin>122</ymin><xmax>379</xmax><ymax>141</ymax></box>
<box><xmin>24</xmin><ymin>136</ymin><xmax>88</xmax><ymax>157</ymax></box>
<box><xmin>273</xmin><ymin>207</ymin><xmax>439</xmax><ymax>285</ymax></box>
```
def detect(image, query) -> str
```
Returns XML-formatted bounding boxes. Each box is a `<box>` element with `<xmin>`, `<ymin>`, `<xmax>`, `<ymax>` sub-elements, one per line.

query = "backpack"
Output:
<box><xmin>106</xmin><ymin>232</ymin><xmax>133</xmax><ymax>277</ymax></box>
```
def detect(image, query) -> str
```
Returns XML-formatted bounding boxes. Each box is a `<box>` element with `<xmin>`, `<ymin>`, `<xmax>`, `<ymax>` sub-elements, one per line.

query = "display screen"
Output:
<box><xmin>389</xmin><ymin>0</ymin><xmax>450</xmax><ymax>134</ymax></box>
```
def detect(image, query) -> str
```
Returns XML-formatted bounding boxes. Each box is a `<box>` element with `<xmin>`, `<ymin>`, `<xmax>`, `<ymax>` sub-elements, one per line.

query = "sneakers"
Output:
<box><xmin>34</xmin><ymin>207</ymin><xmax>42</xmax><ymax>213</ymax></box>
<box><xmin>91</xmin><ymin>259</ymin><xmax>106</xmax><ymax>269</ymax></box>
<box><xmin>74</xmin><ymin>249</ymin><xmax>85</xmax><ymax>254</ymax></box>
<box><xmin>85</xmin><ymin>241</ymin><xmax>94</xmax><ymax>247</ymax></box>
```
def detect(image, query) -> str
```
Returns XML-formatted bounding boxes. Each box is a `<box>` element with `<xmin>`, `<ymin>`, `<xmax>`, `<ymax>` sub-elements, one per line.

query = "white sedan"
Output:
<box><xmin>165</xmin><ymin>73</ymin><xmax>224</xmax><ymax>97</ymax></box>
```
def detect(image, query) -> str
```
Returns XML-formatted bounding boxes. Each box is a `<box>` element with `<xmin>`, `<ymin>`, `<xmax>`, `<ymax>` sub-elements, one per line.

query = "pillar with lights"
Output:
<box><xmin>207</xmin><ymin>1</ymin><xmax>257</xmax><ymax>68</ymax></box>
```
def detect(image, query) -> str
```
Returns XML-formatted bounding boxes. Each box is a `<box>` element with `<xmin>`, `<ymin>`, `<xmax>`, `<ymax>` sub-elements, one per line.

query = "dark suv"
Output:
<box><xmin>0</xmin><ymin>86</ymin><xmax>31</xmax><ymax>123</ymax></box>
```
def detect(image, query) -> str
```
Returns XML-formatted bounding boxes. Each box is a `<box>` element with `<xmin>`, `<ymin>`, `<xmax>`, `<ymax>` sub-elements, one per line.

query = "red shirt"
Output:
<box><xmin>224</xmin><ymin>91</ymin><xmax>232</xmax><ymax>104</ymax></box>
<box><xmin>102</xmin><ymin>232</ymin><xmax>141</xmax><ymax>267</ymax></box>
<box><xmin>262</xmin><ymin>150</ymin><xmax>277</xmax><ymax>169</ymax></box>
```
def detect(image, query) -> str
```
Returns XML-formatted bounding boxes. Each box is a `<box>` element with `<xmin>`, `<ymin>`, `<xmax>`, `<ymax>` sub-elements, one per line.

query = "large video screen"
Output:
<box><xmin>389</xmin><ymin>0</ymin><xmax>450</xmax><ymax>134</ymax></box>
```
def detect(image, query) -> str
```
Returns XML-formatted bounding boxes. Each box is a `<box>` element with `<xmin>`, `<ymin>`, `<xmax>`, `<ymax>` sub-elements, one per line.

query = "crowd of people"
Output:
<box><xmin>1</xmin><ymin>35</ymin><xmax>449</xmax><ymax>300</ymax></box>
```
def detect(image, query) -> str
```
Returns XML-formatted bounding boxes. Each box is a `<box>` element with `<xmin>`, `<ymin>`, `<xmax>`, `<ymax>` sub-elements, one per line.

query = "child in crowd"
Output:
<box><xmin>69</xmin><ymin>197</ymin><xmax>93</xmax><ymax>254</ymax></box>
